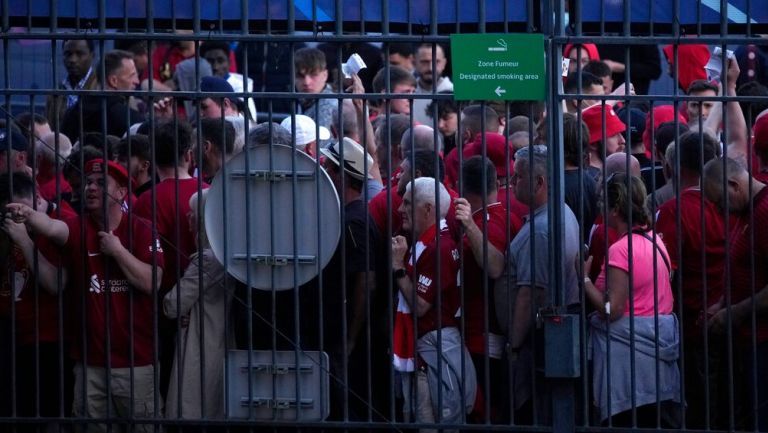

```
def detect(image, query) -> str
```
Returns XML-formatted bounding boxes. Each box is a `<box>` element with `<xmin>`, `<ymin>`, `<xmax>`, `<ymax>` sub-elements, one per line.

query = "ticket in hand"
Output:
<box><xmin>342</xmin><ymin>53</ymin><xmax>367</xmax><ymax>78</ymax></box>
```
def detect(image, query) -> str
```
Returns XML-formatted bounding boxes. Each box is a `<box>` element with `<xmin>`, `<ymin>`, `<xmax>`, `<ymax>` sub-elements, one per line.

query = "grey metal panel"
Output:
<box><xmin>205</xmin><ymin>144</ymin><xmax>340</xmax><ymax>290</ymax></box>
<box><xmin>226</xmin><ymin>350</ymin><xmax>330</xmax><ymax>421</ymax></box>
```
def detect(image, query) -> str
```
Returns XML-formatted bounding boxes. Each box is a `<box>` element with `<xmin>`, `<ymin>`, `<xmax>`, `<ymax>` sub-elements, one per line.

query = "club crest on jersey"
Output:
<box><xmin>90</xmin><ymin>274</ymin><xmax>102</xmax><ymax>294</ymax></box>
<box><xmin>150</xmin><ymin>238</ymin><xmax>163</xmax><ymax>253</ymax></box>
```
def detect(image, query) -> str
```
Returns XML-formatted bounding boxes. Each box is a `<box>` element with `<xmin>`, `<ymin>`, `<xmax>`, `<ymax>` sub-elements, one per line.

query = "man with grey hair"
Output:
<box><xmin>701</xmin><ymin>157</ymin><xmax>768</xmax><ymax>431</ymax></box>
<box><xmin>495</xmin><ymin>144</ymin><xmax>580</xmax><ymax>423</ymax></box>
<box><xmin>391</xmin><ymin>176</ymin><xmax>476</xmax><ymax>432</ymax></box>
<box><xmin>247</xmin><ymin>122</ymin><xmax>294</xmax><ymax>148</ymax></box>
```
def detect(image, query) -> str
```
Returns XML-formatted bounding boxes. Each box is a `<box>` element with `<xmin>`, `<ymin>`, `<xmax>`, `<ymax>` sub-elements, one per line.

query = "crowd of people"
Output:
<box><xmin>0</xmin><ymin>36</ymin><xmax>767</xmax><ymax>432</ymax></box>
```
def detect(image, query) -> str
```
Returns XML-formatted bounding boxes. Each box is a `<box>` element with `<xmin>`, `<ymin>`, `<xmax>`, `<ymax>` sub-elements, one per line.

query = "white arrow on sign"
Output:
<box><xmin>495</xmin><ymin>86</ymin><xmax>506</xmax><ymax>97</ymax></box>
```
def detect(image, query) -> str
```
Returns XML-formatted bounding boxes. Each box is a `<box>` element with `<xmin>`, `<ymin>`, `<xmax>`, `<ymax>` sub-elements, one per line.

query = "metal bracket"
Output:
<box><xmin>241</xmin><ymin>363</ymin><xmax>314</xmax><ymax>375</ymax></box>
<box><xmin>232</xmin><ymin>254</ymin><xmax>316</xmax><ymax>266</ymax></box>
<box><xmin>230</xmin><ymin>170</ymin><xmax>316</xmax><ymax>182</ymax></box>
<box><xmin>240</xmin><ymin>398</ymin><xmax>315</xmax><ymax>409</ymax></box>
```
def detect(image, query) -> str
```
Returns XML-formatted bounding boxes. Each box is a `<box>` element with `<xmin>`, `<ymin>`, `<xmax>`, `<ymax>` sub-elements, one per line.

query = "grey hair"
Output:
<box><xmin>248</xmin><ymin>122</ymin><xmax>293</xmax><ymax>148</ymax></box>
<box><xmin>333</xmin><ymin>100</ymin><xmax>358</xmax><ymax>139</ymax></box>
<box><xmin>703</xmin><ymin>156</ymin><xmax>747</xmax><ymax>189</ymax></box>
<box><xmin>514</xmin><ymin>144</ymin><xmax>548</xmax><ymax>178</ymax></box>
<box><xmin>405</xmin><ymin>176</ymin><xmax>450</xmax><ymax>218</ymax></box>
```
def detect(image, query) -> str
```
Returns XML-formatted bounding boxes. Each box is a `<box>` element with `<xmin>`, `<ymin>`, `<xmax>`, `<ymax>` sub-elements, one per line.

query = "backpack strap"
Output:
<box><xmin>631</xmin><ymin>229</ymin><xmax>672</xmax><ymax>280</ymax></box>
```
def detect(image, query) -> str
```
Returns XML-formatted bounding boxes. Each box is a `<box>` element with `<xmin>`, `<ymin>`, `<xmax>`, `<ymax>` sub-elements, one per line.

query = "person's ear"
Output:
<box><xmin>116</xmin><ymin>185</ymin><xmax>128</xmax><ymax>201</ymax></box>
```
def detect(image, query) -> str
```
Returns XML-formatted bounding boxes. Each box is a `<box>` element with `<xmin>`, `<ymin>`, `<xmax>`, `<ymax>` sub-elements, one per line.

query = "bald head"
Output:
<box><xmin>702</xmin><ymin>157</ymin><xmax>752</xmax><ymax>213</ymax></box>
<box><xmin>37</xmin><ymin>132</ymin><xmax>73</xmax><ymax>165</ymax></box>
<box><xmin>604</xmin><ymin>152</ymin><xmax>641</xmax><ymax>177</ymax></box>
<box><xmin>400</xmin><ymin>125</ymin><xmax>443</xmax><ymax>156</ymax></box>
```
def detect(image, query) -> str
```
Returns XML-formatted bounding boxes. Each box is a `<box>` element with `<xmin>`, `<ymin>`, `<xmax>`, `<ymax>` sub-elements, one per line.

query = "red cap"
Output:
<box><xmin>85</xmin><ymin>158</ymin><xmax>133</xmax><ymax>189</ymax></box>
<box><xmin>581</xmin><ymin>105</ymin><xmax>626</xmax><ymax>144</ymax></box>
<box><xmin>642</xmin><ymin>105</ymin><xmax>688</xmax><ymax>157</ymax></box>
<box><xmin>753</xmin><ymin>110</ymin><xmax>768</xmax><ymax>153</ymax></box>
<box><xmin>563</xmin><ymin>43</ymin><xmax>601</xmax><ymax>62</ymax></box>
<box><xmin>463</xmin><ymin>132</ymin><xmax>514</xmax><ymax>178</ymax></box>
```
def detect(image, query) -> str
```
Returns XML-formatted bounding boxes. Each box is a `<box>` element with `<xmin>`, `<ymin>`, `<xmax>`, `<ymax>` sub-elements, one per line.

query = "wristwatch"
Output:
<box><xmin>393</xmin><ymin>268</ymin><xmax>407</xmax><ymax>280</ymax></box>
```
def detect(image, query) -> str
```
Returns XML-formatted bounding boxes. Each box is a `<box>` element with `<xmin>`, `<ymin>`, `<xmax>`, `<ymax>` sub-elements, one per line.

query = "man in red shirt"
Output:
<box><xmin>9</xmin><ymin>159</ymin><xmax>163</xmax><ymax>432</ymax></box>
<box><xmin>454</xmin><ymin>156</ymin><xmax>521</xmax><ymax>422</ymax></box>
<box><xmin>702</xmin><ymin>157</ymin><xmax>768</xmax><ymax>431</ymax></box>
<box><xmin>462</xmin><ymin>131</ymin><xmax>529</xmax><ymax>220</ymax></box>
<box><xmin>369</xmin><ymin>149</ymin><xmax>460</xmax><ymax>241</ymax></box>
<box><xmin>134</xmin><ymin>120</ymin><xmax>206</xmax><ymax>290</ymax></box>
<box><xmin>0</xmin><ymin>173</ymin><xmax>65</xmax><ymax>423</ymax></box>
<box><xmin>133</xmin><ymin>120</ymin><xmax>207</xmax><ymax>399</ymax></box>
<box><xmin>655</xmin><ymin>131</ymin><xmax>727</xmax><ymax>428</ymax></box>
<box><xmin>391</xmin><ymin>176</ymin><xmax>476</xmax><ymax>430</ymax></box>
<box><xmin>752</xmin><ymin>109</ymin><xmax>768</xmax><ymax>183</ymax></box>
<box><xmin>443</xmin><ymin>105</ymin><xmax>500</xmax><ymax>189</ymax></box>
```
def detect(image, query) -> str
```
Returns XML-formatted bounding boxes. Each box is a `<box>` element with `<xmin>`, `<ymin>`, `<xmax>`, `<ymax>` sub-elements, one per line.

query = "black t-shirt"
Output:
<box><xmin>61</xmin><ymin>95</ymin><xmax>143</xmax><ymax>144</ymax></box>
<box><xmin>241</xmin><ymin>199</ymin><xmax>379</xmax><ymax>352</ymax></box>
<box><xmin>300</xmin><ymin>199</ymin><xmax>378</xmax><ymax>350</ymax></box>
<box><xmin>564</xmin><ymin>169</ymin><xmax>599</xmax><ymax>242</ymax></box>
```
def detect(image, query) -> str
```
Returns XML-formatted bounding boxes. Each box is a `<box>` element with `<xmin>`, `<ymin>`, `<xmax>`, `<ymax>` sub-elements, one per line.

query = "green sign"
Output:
<box><xmin>450</xmin><ymin>33</ymin><xmax>546</xmax><ymax>101</ymax></box>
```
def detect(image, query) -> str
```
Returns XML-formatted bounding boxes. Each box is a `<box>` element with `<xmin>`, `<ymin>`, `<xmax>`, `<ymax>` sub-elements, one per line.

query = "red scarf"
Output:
<box><xmin>392</xmin><ymin>221</ymin><xmax>442</xmax><ymax>372</ymax></box>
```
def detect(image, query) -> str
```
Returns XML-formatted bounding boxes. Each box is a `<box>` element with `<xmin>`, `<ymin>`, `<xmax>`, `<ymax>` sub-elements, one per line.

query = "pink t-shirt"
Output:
<box><xmin>595</xmin><ymin>233</ymin><xmax>674</xmax><ymax>316</ymax></box>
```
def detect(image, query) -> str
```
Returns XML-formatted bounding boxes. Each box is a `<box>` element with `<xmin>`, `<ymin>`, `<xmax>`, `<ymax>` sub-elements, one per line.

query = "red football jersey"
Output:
<box><xmin>133</xmin><ymin>178</ymin><xmax>207</xmax><ymax>290</ymax></box>
<box><xmin>64</xmin><ymin>212</ymin><xmax>164</xmax><ymax>367</ymax></box>
<box><xmin>0</xmin><ymin>236</ymin><xmax>62</xmax><ymax>346</ymax></box>
<box><xmin>462</xmin><ymin>203</ymin><xmax>521</xmax><ymax>354</ymax></box>
<box><xmin>405</xmin><ymin>221</ymin><xmax>461</xmax><ymax>337</ymax></box>
<box><xmin>655</xmin><ymin>188</ymin><xmax>741</xmax><ymax>335</ymax></box>
<box><xmin>728</xmin><ymin>187</ymin><xmax>768</xmax><ymax>343</ymax></box>
<box><xmin>587</xmin><ymin>214</ymin><xmax>621</xmax><ymax>282</ymax></box>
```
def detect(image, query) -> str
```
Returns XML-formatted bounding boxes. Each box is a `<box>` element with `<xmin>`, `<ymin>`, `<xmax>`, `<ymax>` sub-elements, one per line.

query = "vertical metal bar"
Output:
<box><xmin>234</xmin><ymin>0</ymin><xmax>248</xmax><ymax>425</ymax></box>
<box><xmin>550</xmin><ymin>1</ymin><xmax>574</xmax><ymax>432</ymax></box>
<box><xmin>1</xmin><ymin>8</ymin><xmax>17</xmax><ymax>423</ymax></box>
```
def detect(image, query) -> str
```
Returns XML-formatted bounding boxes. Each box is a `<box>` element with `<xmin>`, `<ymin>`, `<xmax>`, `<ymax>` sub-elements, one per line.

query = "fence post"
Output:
<box><xmin>544</xmin><ymin>0</ymin><xmax>577</xmax><ymax>432</ymax></box>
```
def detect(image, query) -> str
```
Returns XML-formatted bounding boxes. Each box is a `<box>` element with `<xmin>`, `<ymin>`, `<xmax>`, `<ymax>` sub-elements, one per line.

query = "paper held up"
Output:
<box><xmin>342</xmin><ymin>53</ymin><xmax>367</xmax><ymax>78</ymax></box>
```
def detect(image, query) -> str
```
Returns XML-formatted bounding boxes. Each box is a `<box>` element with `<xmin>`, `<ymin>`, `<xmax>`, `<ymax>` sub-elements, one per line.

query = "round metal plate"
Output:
<box><xmin>205</xmin><ymin>144</ymin><xmax>340</xmax><ymax>290</ymax></box>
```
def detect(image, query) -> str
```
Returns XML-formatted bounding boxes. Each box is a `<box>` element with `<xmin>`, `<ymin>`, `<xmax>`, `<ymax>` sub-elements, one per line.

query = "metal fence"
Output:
<box><xmin>1</xmin><ymin>1</ymin><xmax>767</xmax><ymax>433</ymax></box>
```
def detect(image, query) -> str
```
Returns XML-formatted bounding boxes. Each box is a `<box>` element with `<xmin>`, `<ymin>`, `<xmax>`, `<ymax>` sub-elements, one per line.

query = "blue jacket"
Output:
<box><xmin>589</xmin><ymin>313</ymin><xmax>681</xmax><ymax>421</ymax></box>
<box><xmin>417</xmin><ymin>327</ymin><xmax>477</xmax><ymax>424</ymax></box>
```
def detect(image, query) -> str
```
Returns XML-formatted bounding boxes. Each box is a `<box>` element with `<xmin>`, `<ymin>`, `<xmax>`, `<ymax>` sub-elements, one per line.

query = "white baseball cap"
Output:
<box><xmin>280</xmin><ymin>115</ymin><xmax>331</xmax><ymax>146</ymax></box>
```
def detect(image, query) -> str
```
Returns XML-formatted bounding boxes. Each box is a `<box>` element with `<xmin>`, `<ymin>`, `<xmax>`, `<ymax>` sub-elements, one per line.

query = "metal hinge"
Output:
<box><xmin>230</xmin><ymin>170</ymin><xmax>315</xmax><ymax>182</ymax></box>
<box><xmin>240</xmin><ymin>398</ymin><xmax>315</xmax><ymax>409</ymax></box>
<box><xmin>232</xmin><ymin>254</ymin><xmax>316</xmax><ymax>266</ymax></box>
<box><xmin>241</xmin><ymin>363</ymin><xmax>314</xmax><ymax>375</ymax></box>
